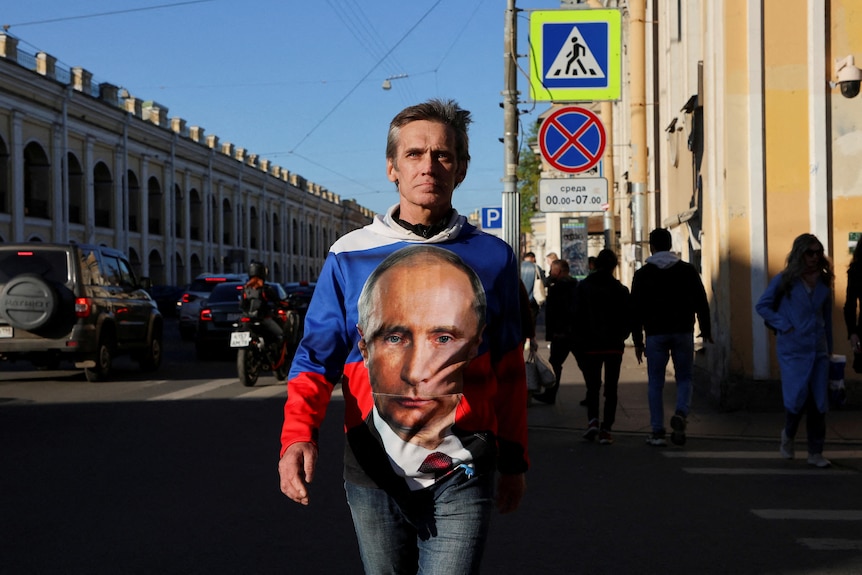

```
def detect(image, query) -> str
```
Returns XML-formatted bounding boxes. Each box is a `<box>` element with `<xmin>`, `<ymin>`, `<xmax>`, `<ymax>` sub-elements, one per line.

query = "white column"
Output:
<box><xmin>748</xmin><ymin>0</ymin><xmax>770</xmax><ymax>380</ymax></box>
<box><xmin>11</xmin><ymin>111</ymin><xmax>24</xmax><ymax>241</ymax></box>
<box><xmin>141</xmin><ymin>157</ymin><xmax>150</xmax><ymax>277</ymax></box>
<box><xmin>84</xmin><ymin>136</ymin><xmax>94</xmax><ymax>243</ymax></box>
<box><xmin>52</xmin><ymin>123</ymin><xmax>64</xmax><ymax>241</ymax></box>
<box><xmin>808</xmin><ymin>0</ymin><xmax>829</xmax><ymax>247</ymax></box>
<box><xmin>113</xmin><ymin>147</ymin><xmax>123</xmax><ymax>248</ymax></box>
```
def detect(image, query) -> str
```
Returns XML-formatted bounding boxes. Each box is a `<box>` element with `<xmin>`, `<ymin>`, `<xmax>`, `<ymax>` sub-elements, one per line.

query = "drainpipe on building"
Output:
<box><xmin>584</xmin><ymin>0</ymin><xmax>617</xmax><ymax>253</ymax></box>
<box><xmin>121</xmin><ymin>111</ymin><xmax>129</xmax><ymax>255</ymax></box>
<box><xmin>61</xmin><ymin>84</ymin><xmax>70</xmax><ymax>243</ymax></box>
<box><xmin>629</xmin><ymin>0</ymin><xmax>647</xmax><ymax>264</ymax></box>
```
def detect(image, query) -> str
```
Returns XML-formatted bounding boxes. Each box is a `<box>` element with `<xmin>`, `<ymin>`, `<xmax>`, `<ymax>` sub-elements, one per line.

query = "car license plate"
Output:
<box><xmin>0</xmin><ymin>326</ymin><xmax>12</xmax><ymax>338</ymax></box>
<box><xmin>230</xmin><ymin>331</ymin><xmax>251</xmax><ymax>348</ymax></box>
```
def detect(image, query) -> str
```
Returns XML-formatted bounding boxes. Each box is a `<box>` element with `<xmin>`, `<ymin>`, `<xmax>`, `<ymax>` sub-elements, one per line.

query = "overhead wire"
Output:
<box><xmin>288</xmin><ymin>0</ymin><xmax>443</xmax><ymax>154</ymax></box>
<box><xmin>2</xmin><ymin>0</ymin><xmax>215</xmax><ymax>30</ymax></box>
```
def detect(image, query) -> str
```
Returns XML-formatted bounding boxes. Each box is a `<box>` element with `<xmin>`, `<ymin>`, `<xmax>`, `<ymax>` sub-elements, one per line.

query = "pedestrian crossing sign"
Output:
<box><xmin>529</xmin><ymin>9</ymin><xmax>621</xmax><ymax>102</ymax></box>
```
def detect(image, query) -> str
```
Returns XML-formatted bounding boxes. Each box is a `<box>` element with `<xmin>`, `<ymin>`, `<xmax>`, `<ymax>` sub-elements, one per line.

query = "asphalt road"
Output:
<box><xmin>2</xmin><ymin>319</ymin><xmax>862</xmax><ymax>574</ymax></box>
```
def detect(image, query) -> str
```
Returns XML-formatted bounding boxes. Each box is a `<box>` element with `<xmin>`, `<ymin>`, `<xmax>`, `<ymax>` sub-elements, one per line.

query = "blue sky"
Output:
<box><xmin>2</xmin><ymin>0</ymin><xmax>554</xmax><ymax>217</ymax></box>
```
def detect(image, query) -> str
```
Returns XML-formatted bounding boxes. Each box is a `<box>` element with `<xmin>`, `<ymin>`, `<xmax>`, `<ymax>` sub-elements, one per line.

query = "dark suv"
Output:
<box><xmin>0</xmin><ymin>243</ymin><xmax>163</xmax><ymax>381</ymax></box>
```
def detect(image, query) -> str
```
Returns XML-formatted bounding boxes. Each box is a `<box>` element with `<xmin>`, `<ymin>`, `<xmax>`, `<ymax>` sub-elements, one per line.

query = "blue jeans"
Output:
<box><xmin>645</xmin><ymin>332</ymin><xmax>694</xmax><ymax>433</ymax></box>
<box><xmin>345</xmin><ymin>468</ymin><xmax>494</xmax><ymax>575</ymax></box>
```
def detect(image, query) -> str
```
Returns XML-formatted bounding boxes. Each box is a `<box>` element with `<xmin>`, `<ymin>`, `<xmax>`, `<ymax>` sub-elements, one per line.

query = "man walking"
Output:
<box><xmin>533</xmin><ymin>258</ymin><xmax>578</xmax><ymax>405</ymax></box>
<box><xmin>277</xmin><ymin>99</ymin><xmax>528</xmax><ymax>574</ymax></box>
<box><xmin>572</xmin><ymin>249</ymin><xmax>632</xmax><ymax>444</ymax></box>
<box><xmin>631</xmin><ymin>228</ymin><xmax>712</xmax><ymax>446</ymax></box>
<box><xmin>520</xmin><ymin>251</ymin><xmax>545</xmax><ymax>335</ymax></box>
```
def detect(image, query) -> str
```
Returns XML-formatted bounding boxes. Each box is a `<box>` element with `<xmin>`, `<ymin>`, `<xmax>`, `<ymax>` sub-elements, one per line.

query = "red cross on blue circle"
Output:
<box><xmin>538</xmin><ymin>106</ymin><xmax>606</xmax><ymax>173</ymax></box>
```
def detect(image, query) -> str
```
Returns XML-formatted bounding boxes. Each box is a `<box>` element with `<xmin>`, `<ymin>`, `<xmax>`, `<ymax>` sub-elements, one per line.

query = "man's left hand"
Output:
<box><xmin>495</xmin><ymin>473</ymin><xmax>526</xmax><ymax>514</ymax></box>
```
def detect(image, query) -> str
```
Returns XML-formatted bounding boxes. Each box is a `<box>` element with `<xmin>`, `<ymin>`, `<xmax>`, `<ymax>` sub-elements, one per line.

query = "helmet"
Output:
<box><xmin>248</xmin><ymin>261</ymin><xmax>268</xmax><ymax>281</ymax></box>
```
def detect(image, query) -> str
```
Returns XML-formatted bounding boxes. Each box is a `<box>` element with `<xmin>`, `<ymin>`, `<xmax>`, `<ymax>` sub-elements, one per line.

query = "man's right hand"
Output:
<box><xmin>278</xmin><ymin>442</ymin><xmax>318</xmax><ymax>506</ymax></box>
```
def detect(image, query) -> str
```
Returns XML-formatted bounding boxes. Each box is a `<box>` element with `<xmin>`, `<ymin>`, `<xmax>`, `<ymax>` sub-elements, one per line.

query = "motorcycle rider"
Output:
<box><xmin>242</xmin><ymin>261</ymin><xmax>284</xmax><ymax>365</ymax></box>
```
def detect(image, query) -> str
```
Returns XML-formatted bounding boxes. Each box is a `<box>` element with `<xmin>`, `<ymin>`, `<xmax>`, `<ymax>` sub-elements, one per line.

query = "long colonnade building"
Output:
<box><xmin>0</xmin><ymin>33</ymin><xmax>374</xmax><ymax>286</ymax></box>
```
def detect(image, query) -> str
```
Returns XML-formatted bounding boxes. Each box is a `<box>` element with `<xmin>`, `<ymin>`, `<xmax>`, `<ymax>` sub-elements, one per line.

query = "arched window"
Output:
<box><xmin>272</xmin><ymin>213</ymin><xmax>280</xmax><ymax>252</ymax></box>
<box><xmin>128</xmin><ymin>170</ymin><xmax>140</xmax><ymax>232</ymax></box>
<box><xmin>148</xmin><ymin>176</ymin><xmax>162</xmax><ymax>235</ymax></box>
<box><xmin>222</xmin><ymin>199</ymin><xmax>233</xmax><ymax>245</ymax></box>
<box><xmin>128</xmin><ymin>247</ymin><xmax>142</xmax><ymax>279</ymax></box>
<box><xmin>174</xmin><ymin>184</ymin><xmax>184</xmax><ymax>238</ymax></box>
<box><xmin>148</xmin><ymin>249</ymin><xmax>165</xmax><ymax>285</ymax></box>
<box><xmin>67</xmin><ymin>153</ymin><xmax>84</xmax><ymax>224</ymax></box>
<box><xmin>93</xmin><ymin>161</ymin><xmax>113</xmax><ymax>228</ymax></box>
<box><xmin>292</xmin><ymin>218</ymin><xmax>299</xmax><ymax>255</ymax></box>
<box><xmin>0</xmin><ymin>135</ymin><xmax>8</xmax><ymax>214</ymax></box>
<box><xmin>209</xmin><ymin>195</ymin><xmax>218</xmax><ymax>243</ymax></box>
<box><xmin>250</xmin><ymin>205</ymin><xmax>259</xmax><ymax>249</ymax></box>
<box><xmin>175</xmin><ymin>251</ymin><xmax>184</xmax><ymax>284</ymax></box>
<box><xmin>24</xmin><ymin>142</ymin><xmax>51</xmax><ymax>219</ymax></box>
<box><xmin>190</xmin><ymin>188</ymin><xmax>202</xmax><ymax>241</ymax></box>
<box><xmin>191</xmin><ymin>253</ymin><xmax>203</xmax><ymax>281</ymax></box>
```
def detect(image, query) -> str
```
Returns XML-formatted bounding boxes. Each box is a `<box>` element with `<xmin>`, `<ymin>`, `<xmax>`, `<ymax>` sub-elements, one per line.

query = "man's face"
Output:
<box><xmin>358</xmin><ymin>260</ymin><xmax>482</xmax><ymax>444</ymax></box>
<box><xmin>386</xmin><ymin>120</ymin><xmax>466</xmax><ymax>219</ymax></box>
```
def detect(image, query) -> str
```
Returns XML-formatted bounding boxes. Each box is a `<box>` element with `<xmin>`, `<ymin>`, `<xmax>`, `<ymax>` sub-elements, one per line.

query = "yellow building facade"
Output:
<box><xmin>645</xmin><ymin>0</ymin><xmax>862</xmax><ymax>401</ymax></box>
<box><xmin>539</xmin><ymin>0</ymin><xmax>862</xmax><ymax>402</ymax></box>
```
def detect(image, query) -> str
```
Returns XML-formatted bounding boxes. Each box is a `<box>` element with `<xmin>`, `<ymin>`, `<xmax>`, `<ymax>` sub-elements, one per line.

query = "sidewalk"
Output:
<box><xmin>526</xmin><ymin>340</ymin><xmax>862</xmax><ymax>446</ymax></box>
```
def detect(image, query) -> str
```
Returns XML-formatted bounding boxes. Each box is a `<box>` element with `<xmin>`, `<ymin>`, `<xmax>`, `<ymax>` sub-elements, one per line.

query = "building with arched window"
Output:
<box><xmin>0</xmin><ymin>33</ymin><xmax>374</xmax><ymax>286</ymax></box>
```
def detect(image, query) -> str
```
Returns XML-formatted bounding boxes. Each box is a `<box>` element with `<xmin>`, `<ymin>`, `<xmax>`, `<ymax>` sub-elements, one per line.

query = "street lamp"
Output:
<box><xmin>382</xmin><ymin>73</ymin><xmax>408</xmax><ymax>90</ymax></box>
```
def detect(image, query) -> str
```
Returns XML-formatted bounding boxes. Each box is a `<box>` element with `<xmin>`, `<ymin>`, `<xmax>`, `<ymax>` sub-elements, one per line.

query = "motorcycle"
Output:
<box><xmin>230</xmin><ymin>307</ymin><xmax>300</xmax><ymax>387</ymax></box>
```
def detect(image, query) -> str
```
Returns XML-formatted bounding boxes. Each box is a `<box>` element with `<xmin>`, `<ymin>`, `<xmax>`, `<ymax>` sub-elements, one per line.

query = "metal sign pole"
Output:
<box><xmin>502</xmin><ymin>0</ymin><xmax>520</xmax><ymax>251</ymax></box>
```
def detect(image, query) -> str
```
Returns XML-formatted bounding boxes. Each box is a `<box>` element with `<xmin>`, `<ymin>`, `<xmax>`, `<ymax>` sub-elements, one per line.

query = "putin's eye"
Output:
<box><xmin>383</xmin><ymin>334</ymin><xmax>404</xmax><ymax>344</ymax></box>
<box><xmin>434</xmin><ymin>335</ymin><xmax>453</xmax><ymax>344</ymax></box>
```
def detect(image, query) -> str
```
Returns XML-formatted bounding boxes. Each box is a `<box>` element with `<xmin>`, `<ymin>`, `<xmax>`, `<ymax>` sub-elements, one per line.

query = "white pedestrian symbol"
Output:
<box><xmin>547</xmin><ymin>25</ymin><xmax>605</xmax><ymax>79</ymax></box>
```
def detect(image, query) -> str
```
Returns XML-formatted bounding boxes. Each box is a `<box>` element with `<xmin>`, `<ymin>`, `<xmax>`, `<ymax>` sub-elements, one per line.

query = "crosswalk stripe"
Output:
<box><xmin>798</xmin><ymin>538</ymin><xmax>862</xmax><ymax>550</ymax></box>
<box><xmin>665</xmin><ymin>450</ymin><xmax>862</xmax><ymax>459</ymax></box>
<box><xmin>148</xmin><ymin>378</ymin><xmax>236</xmax><ymax>400</ymax></box>
<box><xmin>752</xmin><ymin>510</ymin><xmax>862</xmax><ymax>520</ymax></box>
<box><xmin>665</xmin><ymin>451</ymin><xmax>786</xmax><ymax>459</ymax></box>
<box><xmin>684</xmin><ymin>468</ymin><xmax>855</xmax><ymax>475</ymax></box>
<box><xmin>236</xmin><ymin>385</ymin><xmax>286</xmax><ymax>399</ymax></box>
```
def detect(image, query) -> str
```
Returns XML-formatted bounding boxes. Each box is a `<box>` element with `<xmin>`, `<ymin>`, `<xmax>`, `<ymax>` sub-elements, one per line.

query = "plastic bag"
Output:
<box><xmin>532</xmin><ymin>267</ymin><xmax>546</xmax><ymax>306</ymax></box>
<box><xmin>829</xmin><ymin>354</ymin><xmax>847</xmax><ymax>409</ymax></box>
<box><xmin>525</xmin><ymin>350</ymin><xmax>555</xmax><ymax>391</ymax></box>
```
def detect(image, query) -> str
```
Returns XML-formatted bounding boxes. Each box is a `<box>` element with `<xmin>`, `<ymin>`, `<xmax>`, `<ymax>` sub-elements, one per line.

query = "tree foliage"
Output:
<box><xmin>517</xmin><ymin>118</ymin><xmax>542</xmax><ymax>234</ymax></box>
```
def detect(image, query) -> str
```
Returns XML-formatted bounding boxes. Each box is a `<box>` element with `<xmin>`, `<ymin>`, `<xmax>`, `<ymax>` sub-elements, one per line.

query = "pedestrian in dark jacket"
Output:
<box><xmin>573</xmin><ymin>249</ymin><xmax>632</xmax><ymax>444</ymax></box>
<box><xmin>631</xmin><ymin>228</ymin><xmax>712</xmax><ymax>447</ymax></box>
<box><xmin>844</xmin><ymin>241</ymin><xmax>862</xmax><ymax>358</ymax></box>
<box><xmin>533</xmin><ymin>259</ymin><xmax>578</xmax><ymax>405</ymax></box>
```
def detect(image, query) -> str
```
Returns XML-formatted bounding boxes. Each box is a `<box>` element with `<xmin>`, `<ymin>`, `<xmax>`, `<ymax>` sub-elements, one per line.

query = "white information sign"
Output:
<box><xmin>538</xmin><ymin>178</ymin><xmax>608</xmax><ymax>213</ymax></box>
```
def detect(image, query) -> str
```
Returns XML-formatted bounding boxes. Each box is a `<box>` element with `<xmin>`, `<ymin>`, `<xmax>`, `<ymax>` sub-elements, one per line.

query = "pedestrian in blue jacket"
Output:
<box><xmin>756</xmin><ymin>233</ymin><xmax>833</xmax><ymax>468</ymax></box>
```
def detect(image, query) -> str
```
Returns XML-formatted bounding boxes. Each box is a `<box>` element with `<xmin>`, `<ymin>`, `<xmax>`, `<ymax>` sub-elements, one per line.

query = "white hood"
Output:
<box><xmin>645</xmin><ymin>250</ymin><xmax>680</xmax><ymax>269</ymax></box>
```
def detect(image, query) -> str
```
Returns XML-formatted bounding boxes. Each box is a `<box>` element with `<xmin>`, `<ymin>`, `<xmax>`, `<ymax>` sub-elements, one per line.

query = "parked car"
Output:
<box><xmin>195</xmin><ymin>281</ymin><xmax>291</xmax><ymax>359</ymax></box>
<box><xmin>0</xmin><ymin>242</ymin><xmax>163</xmax><ymax>381</ymax></box>
<box><xmin>282</xmin><ymin>281</ymin><xmax>316</xmax><ymax>318</ymax></box>
<box><xmin>178</xmin><ymin>273</ymin><xmax>247</xmax><ymax>340</ymax></box>
<box><xmin>146</xmin><ymin>284</ymin><xmax>185</xmax><ymax>317</ymax></box>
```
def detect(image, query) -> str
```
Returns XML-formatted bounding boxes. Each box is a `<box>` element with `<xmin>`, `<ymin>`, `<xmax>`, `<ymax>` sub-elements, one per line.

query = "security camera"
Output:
<box><xmin>835</xmin><ymin>55</ymin><xmax>862</xmax><ymax>98</ymax></box>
